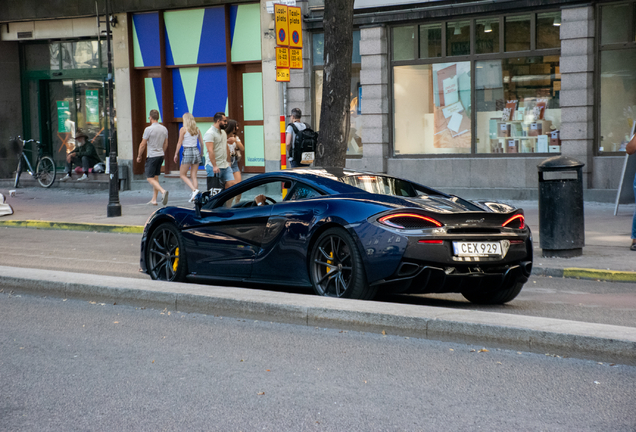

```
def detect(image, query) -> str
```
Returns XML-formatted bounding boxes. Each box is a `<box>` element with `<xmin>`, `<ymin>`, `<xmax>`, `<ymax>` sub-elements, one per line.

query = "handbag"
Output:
<box><xmin>207</xmin><ymin>174</ymin><xmax>223</xmax><ymax>195</ymax></box>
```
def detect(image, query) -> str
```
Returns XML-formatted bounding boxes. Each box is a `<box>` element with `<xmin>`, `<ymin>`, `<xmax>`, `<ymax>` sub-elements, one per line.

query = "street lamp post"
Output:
<box><xmin>105</xmin><ymin>0</ymin><xmax>121</xmax><ymax>218</ymax></box>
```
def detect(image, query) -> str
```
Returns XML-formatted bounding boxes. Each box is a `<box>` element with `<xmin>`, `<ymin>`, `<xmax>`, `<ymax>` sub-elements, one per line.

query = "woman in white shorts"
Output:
<box><xmin>173</xmin><ymin>113</ymin><xmax>203</xmax><ymax>202</ymax></box>
<box><xmin>225</xmin><ymin>119</ymin><xmax>245</xmax><ymax>184</ymax></box>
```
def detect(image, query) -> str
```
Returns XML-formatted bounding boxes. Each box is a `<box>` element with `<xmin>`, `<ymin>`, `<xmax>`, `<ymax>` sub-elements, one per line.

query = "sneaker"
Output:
<box><xmin>161</xmin><ymin>190</ymin><xmax>169</xmax><ymax>206</ymax></box>
<box><xmin>189</xmin><ymin>189</ymin><xmax>200</xmax><ymax>202</ymax></box>
<box><xmin>60</xmin><ymin>174</ymin><xmax>71</xmax><ymax>182</ymax></box>
<box><xmin>77</xmin><ymin>173</ymin><xmax>88</xmax><ymax>181</ymax></box>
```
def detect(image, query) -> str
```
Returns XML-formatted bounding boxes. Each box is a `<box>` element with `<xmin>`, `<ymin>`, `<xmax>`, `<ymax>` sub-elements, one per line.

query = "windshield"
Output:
<box><xmin>339</xmin><ymin>175</ymin><xmax>425</xmax><ymax>197</ymax></box>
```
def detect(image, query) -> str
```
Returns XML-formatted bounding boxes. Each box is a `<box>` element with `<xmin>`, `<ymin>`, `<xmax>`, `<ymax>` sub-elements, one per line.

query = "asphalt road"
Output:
<box><xmin>1</xmin><ymin>292</ymin><xmax>635</xmax><ymax>431</ymax></box>
<box><xmin>2</xmin><ymin>226</ymin><xmax>636</xmax><ymax>327</ymax></box>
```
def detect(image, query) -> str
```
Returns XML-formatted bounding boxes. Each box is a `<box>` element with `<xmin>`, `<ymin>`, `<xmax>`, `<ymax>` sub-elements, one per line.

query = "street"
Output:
<box><xmin>2</xmin><ymin>226</ymin><xmax>635</xmax><ymax>327</ymax></box>
<box><xmin>1</xmin><ymin>292</ymin><xmax>635</xmax><ymax>431</ymax></box>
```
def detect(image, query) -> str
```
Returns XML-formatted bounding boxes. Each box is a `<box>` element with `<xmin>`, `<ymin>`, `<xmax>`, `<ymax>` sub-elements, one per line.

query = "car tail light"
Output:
<box><xmin>510</xmin><ymin>240</ymin><xmax>524</xmax><ymax>244</ymax></box>
<box><xmin>502</xmin><ymin>214</ymin><xmax>525</xmax><ymax>229</ymax></box>
<box><xmin>378</xmin><ymin>213</ymin><xmax>443</xmax><ymax>229</ymax></box>
<box><xmin>418</xmin><ymin>239</ymin><xmax>443</xmax><ymax>244</ymax></box>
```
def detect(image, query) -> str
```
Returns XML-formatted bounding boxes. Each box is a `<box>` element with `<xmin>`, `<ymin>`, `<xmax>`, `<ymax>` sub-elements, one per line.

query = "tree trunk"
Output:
<box><xmin>315</xmin><ymin>0</ymin><xmax>354</xmax><ymax>168</ymax></box>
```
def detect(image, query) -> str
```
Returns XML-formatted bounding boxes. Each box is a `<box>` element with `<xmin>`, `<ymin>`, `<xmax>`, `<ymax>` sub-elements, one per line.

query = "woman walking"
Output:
<box><xmin>174</xmin><ymin>113</ymin><xmax>203</xmax><ymax>202</ymax></box>
<box><xmin>226</xmin><ymin>119</ymin><xmax>245</xmax><ymax>185</ymax></box>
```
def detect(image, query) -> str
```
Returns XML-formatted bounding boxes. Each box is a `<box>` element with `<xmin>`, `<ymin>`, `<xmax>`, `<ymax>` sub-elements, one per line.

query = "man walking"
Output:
<box><xmin>285</xmin><ymin>107</ymin><xmax>307</xmax><ymax>168</ymax></box>
<box><xmin>137</xmin><ymin>109</ymin><xmax>169</xmax><ymax>206</ymax></box>
<box><xmin>204</xmin><ymin>112</ymin><xmax>235</xmax><ymax>190</ymax></box>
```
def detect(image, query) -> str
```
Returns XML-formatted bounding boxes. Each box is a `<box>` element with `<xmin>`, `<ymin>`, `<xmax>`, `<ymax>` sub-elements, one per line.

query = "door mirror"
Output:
<box><xmin>194</xmin><ymin>190</ymin><xmax>212</xmax><ymax>217</ymax></box>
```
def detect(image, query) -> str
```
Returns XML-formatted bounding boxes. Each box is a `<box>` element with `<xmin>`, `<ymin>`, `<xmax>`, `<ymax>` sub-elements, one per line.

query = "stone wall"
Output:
<box><xmin>0</xmin><ymin>41</ymin><xmax>22</xmax><ymax>178</ymax></box>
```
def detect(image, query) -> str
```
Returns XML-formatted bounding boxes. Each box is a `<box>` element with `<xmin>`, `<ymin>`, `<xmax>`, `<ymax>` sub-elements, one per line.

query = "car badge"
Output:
<box><xmin>465</xmin><ymin>218</ymin><xmax>485</xmax><ymax>223</ymax></box>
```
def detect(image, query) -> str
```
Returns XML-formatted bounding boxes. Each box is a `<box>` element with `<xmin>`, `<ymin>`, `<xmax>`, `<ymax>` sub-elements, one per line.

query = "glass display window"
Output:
<box><xmin>419</xmin><ymin>24</ymin><xmax>442</xmax><ymax>59</ymax></box>
<box><xmin>475</xmin><ymin>18</ymin><xmax>500</xmax><ymax>54</ymax></box>
<box><xmin>393</xmin><ymin>26</ymin><xmax>416</xmax><ymax>61</ymax></box>
<box><xmin>475</xmin><ymin>56</ymin><xmax>561</xmax><ymax>154</ymax></box>
<box><xmin>599</xmin><ymin>49</ymin><xmax>636</xmax><ymax>153</ymax></box>
<box><xmin>446</xmin><ymin>21</ymin><xmax>470</xmax><ymax>56</ymax></box>
<box><xmin>393</xmin><ymin>62</ymin><xmax>471</xmax><ymax>155</ymax></box>
<box><xmin>505</xmin><ymin>15</ymin><xmax>531</xmax><ymax>52</ymax></box>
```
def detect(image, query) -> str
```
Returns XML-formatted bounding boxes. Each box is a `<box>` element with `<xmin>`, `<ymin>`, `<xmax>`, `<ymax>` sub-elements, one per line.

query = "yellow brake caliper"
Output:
<box><xmin>172</xmin><ymin>247</ymin><xmax>179</xmax><ymax>272</ymax></box>
<box><xmin>326</xmin><ymin>251</ymin><xmax>333</xmax><ymax>273</ymax></box>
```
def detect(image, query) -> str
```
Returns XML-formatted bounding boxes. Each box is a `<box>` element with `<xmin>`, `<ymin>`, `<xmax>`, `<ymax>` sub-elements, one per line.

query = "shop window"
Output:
<box><xmin>601</xmin><ymin>3</ymin><xmax>630</xmax><ymax>44</ymax></box>
<box><xmin>172</xmin><ymin>66</ymin><xmax>228</xmax><ymax>118</ymax></box>
<box><xmin>313</xmin><ymin>33</ymin><xmax>324</xmax><ymax>65</ymax></box>
<box><xmin>164</xmin><ymin>7</ymin><xmax>226</xmax><ymax>65</ymax></box>
<box><xmin>476</xmin><ymin>19</ymin><xmax>500</xmax><ymax>54</ymax></box>
<box><xmin>600</xmin><ymin>49</ymin><xmax>636</xmax><ymax>152</ymax></box>
<box><xmin>50</xmin><ymin>43</ymin><xmax>60</xmax><ymax>70</ymax></box>
<box><xmin>537</xmin><ymin>12</ymin><xmax>561</xmax><ymax>49</ymax></box>
<box><xmin>419</xmin><ymin>24</ymin><xmax>442</xmax><ymax>59</ymax></box>
<box><xmin>505</xmin><ymin>15</ymin><xmax>531</xmax><ymax>52</ymax></box>
<box><xmin>446</xmin><ymin>21</ymin><xmax>470</xmax><ymax>56</ymax></box>
<box><xmin>393</xmin><ymin>26</ymin><xmax>416</xmax><ymax>61</ymax></box>
<box><xmin>475</xmin><ymin>57</ymin><xmax>561</xmax><ymax>154</ymax></box>
<box><xmin>393</xmin><ymin>62</ymin><xmax>471</xmax><ymax>155</ymax></box>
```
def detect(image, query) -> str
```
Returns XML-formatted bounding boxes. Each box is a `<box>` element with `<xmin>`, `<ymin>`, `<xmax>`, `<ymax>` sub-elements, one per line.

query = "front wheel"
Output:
<box><xmin>146</xmin><ymin>223</ymin><xmax>188</xmax><ymax>282</ymax></box>
<box><xmin>36</xmin><ymin>156</ymin><xmax>56</xmax><ymax>188</ymax></box>
<box><xmin>461</xmin><ymin>281</ymin><xmax>524</xmax><ymax>305</ymax></box>
<box><xmin>309</xmin><ymin>227</ymin><xmax>374</xmax><ymax>300</ymax></box>
<box><xmin>14</xmin><ymin>158</ymin><xmax>22</xmax><ymax>188</ymax></box>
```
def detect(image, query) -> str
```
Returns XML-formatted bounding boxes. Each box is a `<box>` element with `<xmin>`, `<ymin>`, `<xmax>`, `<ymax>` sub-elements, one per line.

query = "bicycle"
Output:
<box><xmin>12</xmin><ymin>136</ymin><xmax>56</xmax><ymax>188</ymax></box>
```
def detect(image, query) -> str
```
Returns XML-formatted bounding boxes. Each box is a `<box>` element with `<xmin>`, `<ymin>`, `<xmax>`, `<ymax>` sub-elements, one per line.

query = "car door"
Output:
<box><xmin>181</xmin><ymin>179</ymin><xmax>285</xmax><ymax>279</ymax></box>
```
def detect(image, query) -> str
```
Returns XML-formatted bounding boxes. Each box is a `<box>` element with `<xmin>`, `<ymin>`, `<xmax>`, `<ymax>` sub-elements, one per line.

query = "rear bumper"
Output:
<box><xmin>372</xmin><ymin>260</ymin><xmax>532</xmax><ymax>295</ymax></box>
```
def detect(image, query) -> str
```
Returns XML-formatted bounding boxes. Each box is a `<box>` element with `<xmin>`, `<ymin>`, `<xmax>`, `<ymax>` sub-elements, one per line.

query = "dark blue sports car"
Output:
<box><xmin>140</xmin><ymin>168</ymin><xmax>532</xmax><ymax>304</ymax></box>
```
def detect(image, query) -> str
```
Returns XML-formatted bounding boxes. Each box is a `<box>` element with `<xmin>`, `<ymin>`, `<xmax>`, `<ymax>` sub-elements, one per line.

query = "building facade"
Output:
<box><xmin>0</xmin><ymin>0</ymin><xmax>632</xmax><ymax>201</ymax></box>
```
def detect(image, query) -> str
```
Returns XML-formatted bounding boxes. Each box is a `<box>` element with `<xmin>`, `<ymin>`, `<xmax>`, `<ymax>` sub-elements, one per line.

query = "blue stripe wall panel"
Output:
<box><xmin>172</xmin><ymin>69</ymin><xmax>188</xmax><ymax>119</ymax></box>
<box><xmin>197</xmin><ymin>7</ymin><xmax>226</xmax><ymax>64</ymax></box>
<box><xmin>192</xmin><ymin>66</ymin><xmax>228</xmax><ymax>118</ymax></box>
<box><xmin>133</xmin><ymin>13</ymin><xmax>161</xmax><ymax>67</ymax></box>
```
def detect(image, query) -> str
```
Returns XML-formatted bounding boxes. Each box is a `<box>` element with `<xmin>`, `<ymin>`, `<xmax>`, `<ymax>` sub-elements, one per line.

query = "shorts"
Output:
<box><xmin>205</xmin><ymin>164</ymin><xmax>235</xmax><ymax>183</ymax></box>
<box><xmin>181</xmin><ymin>146</ymin><xmax>201</xmax><ymax>165</ymax></box>
<box><xmin>145</xmin><ymin>156</ymin><xmax>164</xmax><ymax>178</ymax></box>
<box><xmin>231</xmin><ymin>157</ymin><xmax>240</xmax><ymax>173</ymax></box>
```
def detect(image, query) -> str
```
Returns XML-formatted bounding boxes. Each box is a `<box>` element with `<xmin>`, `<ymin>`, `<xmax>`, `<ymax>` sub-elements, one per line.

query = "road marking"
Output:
<box><xmin>0</xmin><ymin>220</ymin><xmax>143</xmax><ymax>234</ymax></box>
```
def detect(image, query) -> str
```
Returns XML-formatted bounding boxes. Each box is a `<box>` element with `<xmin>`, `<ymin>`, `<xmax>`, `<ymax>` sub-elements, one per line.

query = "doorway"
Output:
<box><xmin>230</xmin><ymin>64</ymin><xmax>264</xmax><ymax>173</ymax></box>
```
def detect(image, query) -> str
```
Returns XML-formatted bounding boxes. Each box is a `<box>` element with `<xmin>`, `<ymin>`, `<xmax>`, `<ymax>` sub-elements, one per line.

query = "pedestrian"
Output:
<box><xmin>173</xmin><ymin>113</ymin><xmax>203</xmax><ymax>202</ymax></box>
<box><xmin>204</xmin><ymin>112</ymin><xmax>235</xmax><ymax>191</ymax></box>
<box><xmin>226</xmin><ymin>119</ymin><xmax>245</xmax><ymax>184</ymax></box>
<box><xmin>285</xmin><ymin>107</ymin><xmax>306</xmax><ymax>168</ymax></box>
<box><xmin>626</xmin><ymin>134</ymin><xmax>636</xmax><ymax>250</ymax></box>
<box><xmin>137</xmin><ymin>109</ymin><xmax>169</xmax><ymax>206</ymax></box>
<box><xmin>59</xmin><ymin>131</ymin><xmax>101</xmax><ymax>182</ymax></box>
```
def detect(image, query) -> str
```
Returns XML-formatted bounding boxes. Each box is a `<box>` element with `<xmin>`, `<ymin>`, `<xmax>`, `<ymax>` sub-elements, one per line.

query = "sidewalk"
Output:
<box><xmin>1</xmin><ymin>183</ymin><xmax>636</xmax><ymax>281</ymax></box>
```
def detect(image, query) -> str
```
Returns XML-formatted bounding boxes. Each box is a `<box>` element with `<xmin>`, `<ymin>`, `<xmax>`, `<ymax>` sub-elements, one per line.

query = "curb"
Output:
<box><xmin>0</xmin><ymin>220</ymin><xmax>144</xmax><ymax>234</ymax></box>
<box><xmin>1</xmin><ymin>266</ymin><xmax>635</xmax><ymax>366</ymax></box>
<box><xmin>2</xmin><ymin>220</ymin><xmax>636</xmax><ymax>283</ymax></box>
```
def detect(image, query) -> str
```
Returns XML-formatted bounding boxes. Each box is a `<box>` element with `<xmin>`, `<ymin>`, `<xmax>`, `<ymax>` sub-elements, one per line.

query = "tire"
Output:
<box><xmin>14</xmin><ymin>159</ymin><xmax>22</xmax><ymax>188</ymax></box>
<box><xmin>461</xmin><ymin>281</ymin><xmax>524</xmax><ymax>305</ymax></box>
<box><xmin>309</xmin><ymin>227</ymin><xmax>374</xmax><ymax>300</ymax></box>
<box><xmin>146</xmin><ymin>223</ymin><xmax>188</xmax><ymax>282</ymax></box>
<box><xmin>36</xmin><ymin>156</ymin><xmax>56</xmax><ymax>188</ymax></box>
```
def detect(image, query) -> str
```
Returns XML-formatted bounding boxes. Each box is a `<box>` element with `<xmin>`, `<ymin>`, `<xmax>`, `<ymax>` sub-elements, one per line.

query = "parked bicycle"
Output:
<box><xmin>12</xmin><ymin>136</ymin><xmax>56</xmax><ymax>188</ymax></box>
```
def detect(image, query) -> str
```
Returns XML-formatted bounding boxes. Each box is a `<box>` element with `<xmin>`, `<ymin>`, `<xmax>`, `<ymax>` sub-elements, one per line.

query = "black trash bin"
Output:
<box><xmin>537</xmin><ymin>156</ymin><xmax>585</xmax><ymax>258</ymax></box>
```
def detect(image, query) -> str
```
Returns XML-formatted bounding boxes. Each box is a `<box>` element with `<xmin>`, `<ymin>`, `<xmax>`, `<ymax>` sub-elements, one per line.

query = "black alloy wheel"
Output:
<box><xmin>310</xmin><ymin>227</ymin><xmax>373</xmax><ymax>300</ymax></box>
<box><xmin>146</xmin><ymin>223</ymin><xmax>187</xmax><ymax>282</ymax></box>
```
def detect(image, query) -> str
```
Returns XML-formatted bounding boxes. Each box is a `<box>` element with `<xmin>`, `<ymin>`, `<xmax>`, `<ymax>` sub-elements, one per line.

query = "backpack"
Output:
<box><xmin>290</xmin><ymin>123</ymin><xmax>318</xmax><ymax>165</ymax></box>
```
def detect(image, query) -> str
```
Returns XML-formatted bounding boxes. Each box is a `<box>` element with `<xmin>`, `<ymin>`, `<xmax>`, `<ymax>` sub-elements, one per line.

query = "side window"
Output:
<box><xmin>216</xmin><ymin>180</ymin><xmax>286</xmax><ymax>208</ymax></box>
<box><xmin>287</xmin><ymin>182</ymin><xmax>322</xmax><ymax>201</ymax></box>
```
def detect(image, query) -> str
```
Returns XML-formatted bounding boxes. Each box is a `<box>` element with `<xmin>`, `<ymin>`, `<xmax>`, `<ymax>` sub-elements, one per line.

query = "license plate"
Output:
<box><xmin>300</xmin><ymin>152</ymin><xmax>315</xmax><ymax>164</ymax></box>
<box><xmin>453</xmin><ymin>241</ymin><xmax>502</xmax><ymax>257</ymax></box>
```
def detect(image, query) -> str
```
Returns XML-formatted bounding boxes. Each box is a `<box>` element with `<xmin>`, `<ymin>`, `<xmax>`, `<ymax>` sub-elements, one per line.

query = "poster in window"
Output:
<box><xmin>86</xmin><ymin>90</ymin><xmax>100</xmax><ymax>124</ymax></box>
<box><xmin>432</xmin><ymin>62</ymin><xmax>471</xmax><ymax>149</ymax></box>
<box><xmin>57</xmin><ymin>101</ymin><xmax>71</xmax><ymax>132</ymax></box>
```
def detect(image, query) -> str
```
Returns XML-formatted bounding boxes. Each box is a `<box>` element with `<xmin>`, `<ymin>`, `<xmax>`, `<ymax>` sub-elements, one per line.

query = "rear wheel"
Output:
<box><xmin>309</xmin><ymin>227</ymin><xmax>374</xmax><ymax>300</ymax></box>
<box><xmin>36</xmin><ymin>156</ymin><xmax>56</xmax><ymax>188</ymax></box>
<box><xmin>146</xmin><ymin>223</ymin><xmax>188</xmax><ymax>282</ymax></box>
<box><xmin>461</xmin><ymin>281</ymin><xmax>524</xmax><ymax>305</ymax></box>
<box><xmin>14</xmin><ymin>158</ymin><xmax>22</xmax><ymax>188</ymax></box>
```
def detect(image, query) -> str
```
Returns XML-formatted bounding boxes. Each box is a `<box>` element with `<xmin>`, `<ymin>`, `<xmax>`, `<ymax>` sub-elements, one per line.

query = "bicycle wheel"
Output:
<box><xmin>14</xmin><ymin>158</ymin><xmax>22</xmax><ymax>188</ymax></box>
<box><xmin>36</xmin><ymin>156</ymin><xmax>56</xmax><ymax>188</ymax></box>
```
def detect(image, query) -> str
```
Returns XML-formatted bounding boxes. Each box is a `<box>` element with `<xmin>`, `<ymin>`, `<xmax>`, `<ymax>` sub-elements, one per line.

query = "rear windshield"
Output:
<box><xmin>339</xmin><ymin>175</ymin><xmax>427</xmax><ymax>197</ymax></box>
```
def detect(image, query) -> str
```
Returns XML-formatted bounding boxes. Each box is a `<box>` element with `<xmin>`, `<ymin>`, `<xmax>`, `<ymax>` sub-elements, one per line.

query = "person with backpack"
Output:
<box><xmin>286</xmin><ymin>108</ymin><xmax>317</xmax><ymax>168</ymax></box>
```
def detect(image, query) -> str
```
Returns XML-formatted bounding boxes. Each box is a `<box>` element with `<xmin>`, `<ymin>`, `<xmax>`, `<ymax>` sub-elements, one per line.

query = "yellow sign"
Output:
<box><xmin>290</xmin><ymin>48</ymin><xmax>302</xmax><ymax>69</ymax></box>
<box><xmin>288</xmin><ymin>6</ymin><xmax>303</xmax><ymax>48</ymax></box>
<box><xmin>275</xmin><ymin>4</ymin><xmax>289</xmax><ymax>47</ymax></box>
<box><xmin>276</xmin><ymin>47</ymin><xmax>289</xmax><ymax>68</ymax></box>
<box><xmin>276</xmin><ymin>67</ymin><xmax>290</xmax><ymax>82</ymax></box>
